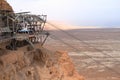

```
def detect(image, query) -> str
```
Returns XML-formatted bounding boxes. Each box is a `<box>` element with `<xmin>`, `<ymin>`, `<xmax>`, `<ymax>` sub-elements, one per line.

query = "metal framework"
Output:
<box><xmin>0</xmin><ymin>11</ymin><xmax>49</xmax><ymax>50</ymax></box>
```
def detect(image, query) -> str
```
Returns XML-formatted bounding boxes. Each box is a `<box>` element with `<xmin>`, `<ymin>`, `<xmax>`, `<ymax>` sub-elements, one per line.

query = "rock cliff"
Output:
<box><xmin>0</xmin><ymin>0</ymin><xmax>13</xmax><ymax>11</ymax></box>
<box><xmin>0</xmin><ymin>46</ymin><xmax>84</xmax><ymax>80</ymax></box>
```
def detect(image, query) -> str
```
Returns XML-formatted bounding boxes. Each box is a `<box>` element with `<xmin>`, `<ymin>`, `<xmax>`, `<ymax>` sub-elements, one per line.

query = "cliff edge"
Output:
<box><xmin>0</xmin><ymin>46</ymin><xmax>84</xmax><ymax>80</ymax></box>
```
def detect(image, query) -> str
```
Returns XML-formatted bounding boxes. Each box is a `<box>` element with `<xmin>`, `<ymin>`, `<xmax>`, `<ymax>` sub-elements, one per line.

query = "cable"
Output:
<box><xmin>49</xmin><ymin>34</ymin><xmax>120</xmax><ymax>76</ymax></box>
<box><xmin>49</xmin><ymin>35</ymin><xmax>94</xmax><ymax>70</ymax></box>
<box><xmin>47</xmin><ymin>22</ymin><xmax>120</xmax><ymax>75</ymax></box>
<box><xmin>47</xmin><ymin>22</ymin><xmax>120</xmax><ymax>63</ymax></box>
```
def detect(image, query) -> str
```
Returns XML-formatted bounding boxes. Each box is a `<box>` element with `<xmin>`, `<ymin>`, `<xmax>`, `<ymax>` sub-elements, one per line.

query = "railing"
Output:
<box><xmin>0</xmin><ymin>12</ymin><xmax>49</xmax><ymax>50</ymax></box>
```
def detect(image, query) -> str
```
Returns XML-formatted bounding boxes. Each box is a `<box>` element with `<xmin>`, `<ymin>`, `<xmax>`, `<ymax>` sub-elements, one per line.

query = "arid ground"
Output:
<box><xmin>44</xmin><ymin>28</ymin><xmax>120</xmax><ymax>80</ymax></box>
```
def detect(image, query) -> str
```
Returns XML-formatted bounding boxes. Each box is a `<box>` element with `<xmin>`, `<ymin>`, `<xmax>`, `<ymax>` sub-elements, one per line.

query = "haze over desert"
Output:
<box><xmin>45</xmin><ymin>21</ymin><xmax>100</xmax><ymax>30</ymax></box>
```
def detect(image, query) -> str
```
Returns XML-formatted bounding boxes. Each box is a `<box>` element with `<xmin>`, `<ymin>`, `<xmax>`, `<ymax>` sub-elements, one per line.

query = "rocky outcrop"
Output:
<box><xmin>0</xmin><ymin>0</ymin><xmax>13</xmax><ymax>11</ymax></box>
<box><xmin>0</xmin><ymin>47</ymin><xmax>84</xmax><ymax>80</ymax></box>
<box><xmin>0</xmin><ymin>0</ymin><xmax>13</xmax><ymax>28</ymax></box>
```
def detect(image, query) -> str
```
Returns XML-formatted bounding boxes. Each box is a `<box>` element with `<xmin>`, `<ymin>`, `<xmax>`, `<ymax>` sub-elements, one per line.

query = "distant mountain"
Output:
<box><xmin>45</xmin><ymin>21</ymin><xmax>99</xmax><ymax>30</ymax></box>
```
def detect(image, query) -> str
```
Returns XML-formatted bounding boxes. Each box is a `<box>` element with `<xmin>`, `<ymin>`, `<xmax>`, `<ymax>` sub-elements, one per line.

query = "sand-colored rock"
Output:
<box><xmin>0</xmin><ymin>0</ymin><xmax>13</xmax><ymax>11</ymax></box>
<box><xmin>54</xmin><ymin>51</ymin><xmax>84</xmax><ymax>80</ymax></box>
<box><xmin>0</xmin><ymin>46</ymin><xmax>84</xmax><ymax>80</ymax></box>
<box><xmin>0</xmin><ymin>0</ymin><xmax>13</xmax><ymax>28</ymax></box>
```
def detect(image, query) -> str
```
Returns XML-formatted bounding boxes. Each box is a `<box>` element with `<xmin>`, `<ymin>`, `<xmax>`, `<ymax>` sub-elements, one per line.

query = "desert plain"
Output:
<box><xmin>44</xmin><ymin>24</ymin><xmax>120</xmax><ymax>80</ymax></box>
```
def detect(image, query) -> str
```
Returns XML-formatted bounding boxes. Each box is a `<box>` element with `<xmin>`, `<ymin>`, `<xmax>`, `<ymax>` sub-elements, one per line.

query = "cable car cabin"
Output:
<box><xmin>0</xmin><ymin>11</ymin><xmax>49</xmax><ymax>50</ymax></box>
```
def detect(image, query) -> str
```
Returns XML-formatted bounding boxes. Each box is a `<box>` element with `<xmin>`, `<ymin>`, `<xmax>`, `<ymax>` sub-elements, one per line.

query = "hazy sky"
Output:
<box><xmin>7</xmin><ymin>0</ymin><xmax>120</xmax><ymax>27</ymax></box>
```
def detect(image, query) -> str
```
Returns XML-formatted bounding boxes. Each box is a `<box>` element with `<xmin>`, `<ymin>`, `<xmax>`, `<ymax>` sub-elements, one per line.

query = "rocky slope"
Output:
<box><xmin>0</xmin><ymin>45</ymin><xmax>84</xmax><ymax>80</ymax></box>
<box><xmin>0</xmin><ymin>0</ymin><xmax>13</xmax><ymax>11</ymax></box>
